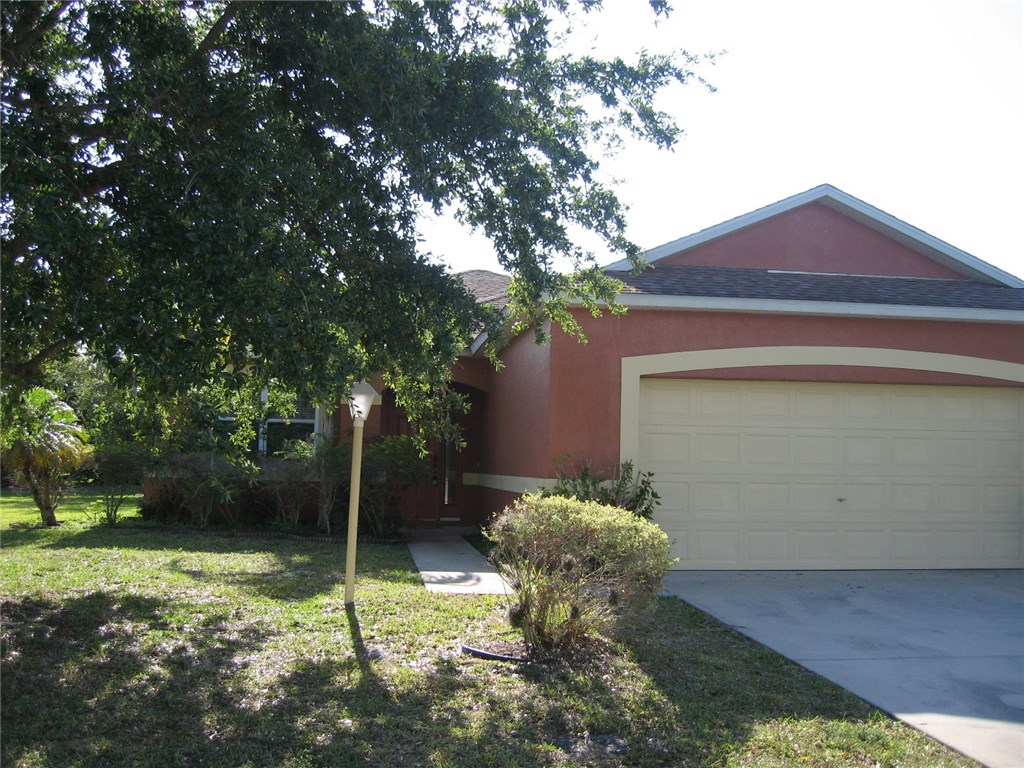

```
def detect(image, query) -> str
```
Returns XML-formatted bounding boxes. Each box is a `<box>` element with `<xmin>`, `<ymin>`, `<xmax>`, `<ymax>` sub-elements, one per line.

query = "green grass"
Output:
<box><xmin>1</xmin><ymin>490</ymin><xmax>978</xmax><ymax>767</ymax></box>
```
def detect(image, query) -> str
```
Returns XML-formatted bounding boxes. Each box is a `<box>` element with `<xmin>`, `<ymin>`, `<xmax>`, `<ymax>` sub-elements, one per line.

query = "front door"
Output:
<box><xmin>379</xmin><ymin>390</ymin><xmax>468</xmax><ymax>527</ymax></box>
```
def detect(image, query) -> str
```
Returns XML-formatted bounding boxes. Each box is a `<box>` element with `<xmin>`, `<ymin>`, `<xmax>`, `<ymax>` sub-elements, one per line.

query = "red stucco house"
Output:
<box><xmin>348</xmin><ymin>184</ymin><xmax>1024</xmax><ymax>570</ymax></box>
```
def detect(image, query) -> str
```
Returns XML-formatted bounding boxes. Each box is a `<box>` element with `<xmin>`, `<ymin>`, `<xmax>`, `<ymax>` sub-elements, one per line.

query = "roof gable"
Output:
<box><xmin>606</xmin><ymin>185</ymin><xmax>1024</xmax><ymax>288</ymax></box>
<box><xmin>655</xmin><ymin>203</ymin><xmax>970</xmax><ymax>280</ymax></box>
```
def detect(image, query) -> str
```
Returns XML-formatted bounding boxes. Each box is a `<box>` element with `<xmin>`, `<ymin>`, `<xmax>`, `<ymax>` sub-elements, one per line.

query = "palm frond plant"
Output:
<box><xmin>1</xmin><ymin>388</ymin><xmax>90</xmax><ymax>526</ymax></box>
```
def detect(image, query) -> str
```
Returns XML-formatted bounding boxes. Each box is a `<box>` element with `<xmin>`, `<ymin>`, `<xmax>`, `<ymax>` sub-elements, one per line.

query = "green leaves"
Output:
<box><xmin>0</xmin><ymin>387</ymin><xmax>90</xmax><ymax>524</ymax></box>
<box><xmin>2</xmin><ymin>0</ymin><xmax>711</xmax><ymax>432</ymax></box>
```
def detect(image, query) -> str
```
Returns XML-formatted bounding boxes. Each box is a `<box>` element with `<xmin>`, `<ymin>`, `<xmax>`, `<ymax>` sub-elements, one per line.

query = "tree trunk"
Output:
<box><xmin>27</xmin><ymin>472</ymin><xmax>60</xmax><ymax>526</ymax></box>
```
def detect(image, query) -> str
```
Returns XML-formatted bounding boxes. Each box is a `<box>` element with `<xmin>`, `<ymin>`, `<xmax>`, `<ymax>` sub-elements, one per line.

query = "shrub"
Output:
<box><xmin>353</xmin><ymin>435</ymin><xmax>430</xmax><ymax>540</ymax></box>
<box><xmin>138</xmin><ymin>478</ymin><xmax>187</xmax><ymax>522</ymax></box>
<box><xmin>548</xmin><ymin>457</ymin><xmax>660</xmax><ymax>519</ymax></box>
<box><xmin>486</xmin><ymin>493</ymin><xmax>675</xmax><ymax>656</ymax></box>
<box><xmin>257</xmin><ymin>455</ymin><xmax>311</xmax><ymax>530</ymax></box>
<box><xmin>281</xmin><ymin>435</ymin><xmax>347</xmax><ymax>534</ymax></box>
<box><xmin>155</xmin><ymin>452</ymin><xmax>253</xmax><ymax>528</ymax></box>
<box><xmin>88</xmin><ymin>445</ymin><xmax>149</xmax><ymax>525</ymax></box>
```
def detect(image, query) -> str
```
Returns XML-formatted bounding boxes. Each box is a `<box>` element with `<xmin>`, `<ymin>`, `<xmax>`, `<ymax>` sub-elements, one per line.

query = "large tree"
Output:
<box><xmin>2</xmin><ymin>0</ymin><xmax>708</xmax><ymax>426</ymax></box>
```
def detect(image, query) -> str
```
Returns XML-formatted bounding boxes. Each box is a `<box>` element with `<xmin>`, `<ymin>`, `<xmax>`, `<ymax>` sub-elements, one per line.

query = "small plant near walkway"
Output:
<box><xmin>547</xmin><ymin>456</ymin><xmax>661</xmax><ymax>518</ymax></box>
<box><xmin>486</xmin><ymin>493</ymin><xmax>675</xmax><ymax>656</ymax></box>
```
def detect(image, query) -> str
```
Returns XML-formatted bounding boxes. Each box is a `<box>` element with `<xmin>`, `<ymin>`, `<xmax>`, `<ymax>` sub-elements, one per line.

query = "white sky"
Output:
<box><xmin>420</xmin><ymin>0</ymin><xmax>1024</xmax><ymax>281</ymax></box>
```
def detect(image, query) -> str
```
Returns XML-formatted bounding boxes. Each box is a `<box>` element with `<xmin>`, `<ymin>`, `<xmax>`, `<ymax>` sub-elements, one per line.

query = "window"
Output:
<box><xmin>259</xmin><ymin>396</ymin><xmax>318</xmax><ymax>456</ymax></box>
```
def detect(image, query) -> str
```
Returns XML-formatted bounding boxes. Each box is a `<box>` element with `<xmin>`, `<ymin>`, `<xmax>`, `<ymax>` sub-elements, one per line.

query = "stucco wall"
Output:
<box><xmin>475</xmin><ymin>324</ymin><xmax>554</xmax><ymax>480</ymax></box>
<box><xmin>543</xmin><ymin>307</ymin><xmax>1024</xmax><ymax>472</ymax></box>
<box><xmin>659</xmin><ymin>203</ymin><xmax>969</xmax><ymax>279</ymax></box>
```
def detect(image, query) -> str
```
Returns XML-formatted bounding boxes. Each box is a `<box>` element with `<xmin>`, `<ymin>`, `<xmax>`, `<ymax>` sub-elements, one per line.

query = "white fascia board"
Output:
<box><xmin>613</xmin><ymin>293</ymin><xmax>1024</xmax><ymax>324</ymax></box>
<box><xmin>606</xmin><ymin>184</ymin><xmax>1024</xmax><ymax>288</ymax></box>
<box><xmin>604</xmin><ymin>185</ymin><xmax>839</xmax><ymax>271</ymax></box>
<box><xmin>816</xmin><ymin>187</ymin><xmax>1024</xmax><ymax>288</ymax></box>
<box><xmin>467</xmin><ymin>330</ymin><xmax>490</xmax><ymax>355</ymax></box>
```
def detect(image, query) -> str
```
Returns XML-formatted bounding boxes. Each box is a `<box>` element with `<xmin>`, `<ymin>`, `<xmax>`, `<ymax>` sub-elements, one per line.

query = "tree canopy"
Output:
<box><xmin>2</xmin><ymin>0</ymin><xmax>709</xmax><ymax>427</ymax></box>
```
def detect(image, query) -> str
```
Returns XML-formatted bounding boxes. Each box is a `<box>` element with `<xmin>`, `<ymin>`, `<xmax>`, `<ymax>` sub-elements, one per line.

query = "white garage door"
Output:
<box><xmin>639</xmin><ymin>379</ymin><xmax>1023</xmax><ymax>569</ymax></box>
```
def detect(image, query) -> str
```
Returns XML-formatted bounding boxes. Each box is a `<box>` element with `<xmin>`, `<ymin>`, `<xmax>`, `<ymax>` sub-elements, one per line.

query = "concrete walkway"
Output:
<box><xmin>406</xmin><ymin>530</ymin><xmax>508</xmax><ymax>594</ymax></box>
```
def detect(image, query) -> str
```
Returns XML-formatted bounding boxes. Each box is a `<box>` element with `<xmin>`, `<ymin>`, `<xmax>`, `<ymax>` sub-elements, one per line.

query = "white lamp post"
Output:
<box><xmin>344</xmin><ymin>380</ymin><xmax>378</xmax><ymax>606</ymax></box>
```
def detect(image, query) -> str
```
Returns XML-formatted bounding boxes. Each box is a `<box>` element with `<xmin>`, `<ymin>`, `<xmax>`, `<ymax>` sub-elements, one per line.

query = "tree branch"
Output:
<box><xmin>1</xmin><ymin>339</ymin><xmax>78</xmax><ymax>386</ymax></box>
<box><xmin>0</xmin><ymin>1</ymin><xmax>77</xmax><ymax>72</ymax></box>
<box><xmin>197</xmin><ymin>2</ymin><xmax>241</xmax><ymax>57</ymax></box>
<box><xmin>78</xmin><ymin>160</ymin><xmax>125</xmax><ymax>198</ymax></box>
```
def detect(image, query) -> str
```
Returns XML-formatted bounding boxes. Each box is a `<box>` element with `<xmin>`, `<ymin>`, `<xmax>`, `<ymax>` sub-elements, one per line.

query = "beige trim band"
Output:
<box><xmin>620</xmin><ymin>346</ymin><xmax>1024</xmax><ymax>463</ymax></box>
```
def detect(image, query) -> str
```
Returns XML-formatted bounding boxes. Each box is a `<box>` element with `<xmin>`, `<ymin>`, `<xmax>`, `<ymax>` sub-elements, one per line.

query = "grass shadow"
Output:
<box><xmin>2</xmin><ymin>590</ymin><xmax>271</xmax><ymax>767</ymax></box>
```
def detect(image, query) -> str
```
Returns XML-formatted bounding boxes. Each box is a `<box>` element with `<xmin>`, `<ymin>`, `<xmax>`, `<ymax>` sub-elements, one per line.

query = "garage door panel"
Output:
<box><xmin>694</xmin><ymin>530</ymin><xmax>740</xmax><ymax>562</ymax></box>
<box><xmin>892</xmin><ymin>438</ymin><xmax>933</xmax><ymax>466</ymax></box>
<box><xmin>646</xmin><ymin>432</ymin><xmax>690</xmax><ymax>464</ymax></box>
<box><xmin>696</xmin><ymin>389</ymin><xmax>742</xmax><ymax>418</ymax></box>
<box><xmin>890</xmin><ymin>529</ymin><xmax>934</xmax><ymax>561</ymax></box>
<box><xmin>892</xmin><ymin>484</ymin><xmax>933</xmax><ymax>513</ymax></box>
<box><xmin>937</xmin><ymin>438</ymin><xmax>978</xmax><ymax>468</ymax></box>
<box><xmin>842</xmin><ymin>530</ymin><xmax>888</xmax><ymax>562</ymax></box>
<box><xmin>845</xmin><ymin>392</ymin><xmax>889</xmax><ymax>420</ymax></box>
<box><xmin>984</xmin><ymin>485</ymin><xmax>1021</xmax><ymax>517</ymax></box>
<box><xmin>795</xmin><ymin>530</ymin><xmax>839</xmax><ymax>564</ymax></box>
<box><xmin>983</xmin><ymin>529</ymin><xmax>1022</xmax><ymax>560</ymax></box>
<box><xmin>747</xmin><ymin>435</ymin><xmax>790</xmax><ymax>463</ymax></box>
<box><xmin>795</xmin><ymin>392</ymin><xmax>840</xmax><ymax>420</ymax></box>
<box><xmin>746</xmin><ymin>483</ymin><xmax>790</xmax><ymax>514</ymax></box>
<box><xmin>747</xmin><ymin>391</ymin><xmax>790</xmax><ymax>418</ymax></box>
<box><xmin>696</xmin><ymin>483</ymin><xmax>740</xmax><ymax>514</ymax></box>
<box><xmin>937</xmin><ymin>485</ymin><xmax>979</xmax><ymax>516</ymax></box>
<box><xmin>696</xmin><ymin>433</ymin><xmax>741</xmax><ymax>464</ymax></box>
<box><xmin>639</xmin><ymin>380</ymin><xmax>1023</xmax><ymax>569</ymax></box>
<box><xmin>844</xmin><ymin>437</ymin><xmax>887</xmax><ymax>466</ymax></box>
<box><xmin>795</xmin><ymin>435</ymin><xmax>839</xmax><ymax>464</ymax></box>
<box><xmin>745</xmin><ymin>530</ymin><xmax>790</xmax><ymax>562</ymax></box>
<box><xmin>651</xmin><ymin>481</ymin><xmax>690</xmax><ymax>513</ymax></box>
<box><xmin>936</xmin><ymin>529</ymin><xmax>981</xmax><ymax>560</ymax></box>
<box><xmin>984</xmin><ymin>439</ymin><xmax>1022</xmax><ymax>469</ymax></box>
<box><xmin>793</xmin><ymin>484</ymin><xmax>843</xmax><ymax>515</ymax></box>
<box><xmin>840</xmin><ymin>484</ymin><xmax>886</xmax><ymax>515</ymax></box>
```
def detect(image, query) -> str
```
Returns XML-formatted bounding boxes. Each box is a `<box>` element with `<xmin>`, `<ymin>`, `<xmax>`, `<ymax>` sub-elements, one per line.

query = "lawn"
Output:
<box><xmin>1</xmin><ymin>490</ymin><xmax>978</xmax><ymax>767</ymax></box>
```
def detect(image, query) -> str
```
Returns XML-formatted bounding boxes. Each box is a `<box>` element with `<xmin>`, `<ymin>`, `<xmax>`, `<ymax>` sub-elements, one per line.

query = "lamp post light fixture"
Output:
<box><xmin>344</xmin><ymin>380</ymin><xmax>378</xmax><ymax>606</ymax></box>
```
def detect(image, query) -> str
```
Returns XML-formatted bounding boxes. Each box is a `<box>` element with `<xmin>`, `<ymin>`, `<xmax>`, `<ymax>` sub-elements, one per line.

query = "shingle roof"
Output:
<box><xmin>608</xmin><ymin>265</ymin><xmax>1024</xmax><ymax>311</ymax></box>
<box><xmin>457</xmin><ymin>270</ymin><xmax>511</xmax><ymax>310</ymax></box>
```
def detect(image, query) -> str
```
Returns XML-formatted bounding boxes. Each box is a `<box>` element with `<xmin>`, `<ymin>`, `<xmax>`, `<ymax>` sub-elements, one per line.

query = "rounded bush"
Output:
<box><xmin>486</xmin><ymin>493</ymin><xmax>675</xmax><ymax>655</ymax></box>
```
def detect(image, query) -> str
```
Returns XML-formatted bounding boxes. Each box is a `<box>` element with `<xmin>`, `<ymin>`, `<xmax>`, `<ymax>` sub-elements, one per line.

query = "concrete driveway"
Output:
<box><xmin>661</xmin><ymin>569</ymin><xmax>1024</xmax><ymax>768</ymax></box>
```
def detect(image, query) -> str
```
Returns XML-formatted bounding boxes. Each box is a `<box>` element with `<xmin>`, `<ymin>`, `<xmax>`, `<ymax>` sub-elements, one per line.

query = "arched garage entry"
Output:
<box><xmin>620</xmin><ymin>347</ymin><xmax>1024</xmax><ymax>569</ymax></box>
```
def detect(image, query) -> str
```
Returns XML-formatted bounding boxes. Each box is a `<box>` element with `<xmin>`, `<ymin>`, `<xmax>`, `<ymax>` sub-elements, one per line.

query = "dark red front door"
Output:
<box><xmin>379</xmin><ymin>390</ymin><xmax>467</xmax><ymax>527</ymax></box>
